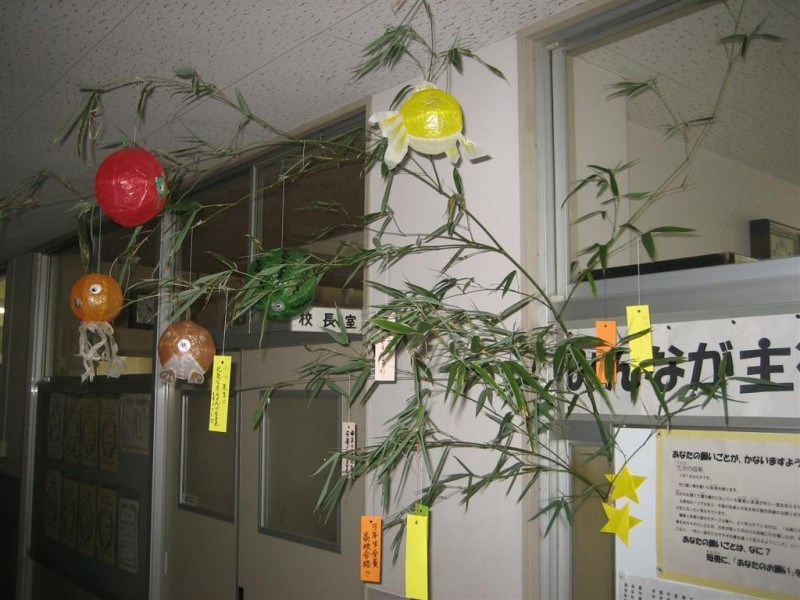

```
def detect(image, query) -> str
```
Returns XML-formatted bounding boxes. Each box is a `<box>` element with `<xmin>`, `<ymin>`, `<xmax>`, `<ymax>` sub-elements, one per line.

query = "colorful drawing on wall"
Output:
<box><xmin>95</xmin><ymin>147</ymin><xmax>168</xmax><ymax>227</ymax></box>
<box><xmin>370</xmin><ymin>81</ymin><xmax>484</xmax><ymax>169</ymax></box>
<box><xmin>157</xmin><ymin>320</ymin><xmax>215</xmax><ymax>384</ymax></box>
<box><xmin>44</xmin><ymin>470</ymin><xmax>62</xmax><ymax>541</ymax></box>
<box><xmin>70</xmin><ymin>273</ymin><xmax>125</xmax><ymax>382</ymax></box>
<box><xmin>79</xmin><ymin>396</ymin><xmax>100</xmax><ymax>468</ymax></box>
<box><xmin>96</xmin><ymin>487</ymin><xmax>118</xmax><ymax>566</ymax></box>
<box><xmin>247</xmin><ymin>247</ymin><xmax>317</xmax><ymax>320</ymax></box>
<box><xmin>77</xmin><ymin>482</ymin><xmax>97</xmax><ymax>556</ymax></box>
<box><xmin>99</xmin><ymin>397</ymin><xmax>120</xmax><ymax>472</ymax></box>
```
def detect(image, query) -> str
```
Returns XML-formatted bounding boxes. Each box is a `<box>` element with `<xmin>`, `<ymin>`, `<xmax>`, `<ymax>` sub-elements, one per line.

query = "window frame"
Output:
<box><xmin>172</xmin><ymin>111</ymin><xmax>366</xmax><ymax>350</ymax></box>
<box><xmin>534</xmin><ymin>0</ymin><xmax>800</xmax><ymax>324</ymax></box>
<box><xmin>256</xmin><ymin>389</ymin><xmax>342</xmax><ymax>553</ymax></box>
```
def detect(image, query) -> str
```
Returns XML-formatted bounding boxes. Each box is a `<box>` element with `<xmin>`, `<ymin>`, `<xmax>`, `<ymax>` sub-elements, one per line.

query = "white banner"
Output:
<box><xmin>571</xmin><ymin>313</ymin><xmax>799</xmax><ymax>420</ymax></box>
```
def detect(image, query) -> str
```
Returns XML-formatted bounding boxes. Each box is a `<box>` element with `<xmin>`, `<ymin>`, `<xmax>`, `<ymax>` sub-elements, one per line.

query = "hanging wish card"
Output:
<box><xmin>405</xmin><ymin>513</ymin><xmax>429</xmax><ymax>600</ymax></box>
<box><xmin>360</xmin><ymin>515</ymin><xmax>382</xmax><ymax>583</ymax></box>
<box><xmin>626</xmin><ymin>305</ymin><xmax>654</xmax><ymax>372</ymax></box>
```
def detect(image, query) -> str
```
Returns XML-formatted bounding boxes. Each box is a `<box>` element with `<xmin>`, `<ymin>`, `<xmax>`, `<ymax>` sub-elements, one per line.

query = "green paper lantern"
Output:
<box><xmin>247</xmin><ymin>247</ymin><xmax>317</xmax><ymax>319</ymax></box>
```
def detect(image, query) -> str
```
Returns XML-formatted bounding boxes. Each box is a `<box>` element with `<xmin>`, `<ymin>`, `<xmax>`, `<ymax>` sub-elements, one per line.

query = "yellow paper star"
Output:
<box><xmin>599</xmin><ymin>501</ymin><xmax>642</xmax><ymax>546</ymax></box>
<box><xmin>605</xmin><ymin>464</ymin><xmax>646</xmax><ymax>503</ymax></box>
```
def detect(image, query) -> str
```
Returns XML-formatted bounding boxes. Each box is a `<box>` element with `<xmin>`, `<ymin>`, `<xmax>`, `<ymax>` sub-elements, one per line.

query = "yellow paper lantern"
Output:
<box><xmin>370</xmin><ymin>82</ymin><xmax>484</xmax><ymax>169</ymax></box>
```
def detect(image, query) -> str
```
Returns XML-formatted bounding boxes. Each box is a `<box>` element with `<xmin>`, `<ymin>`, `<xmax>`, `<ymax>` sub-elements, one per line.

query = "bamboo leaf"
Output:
<box><xmin>574</xmin><ymin>210</ymin><xmax>606</xmax><ymax>225</ymax></box>
<box><xmin>499</xmin><ymin>271</ymin><xmax>516</xmax><ymax>296</ymax></box>
<box><xmin>640</xmin><ymin>232</ymin><xmax>656</xmax><ymax>261</ymax></box>
<box><xmin>647</xmin><ymin>226</ymin><xmax>694</xmax><ymax>234</ymax></box>
<box><xmin>372</xmin><ymin>318</ymin><xmax>416</xmax><ymax>334</ymax></box>
<box><xmin>453</xmin><ymin>166</ymin><xmax>464</xmax><ymax>195</ymax></box>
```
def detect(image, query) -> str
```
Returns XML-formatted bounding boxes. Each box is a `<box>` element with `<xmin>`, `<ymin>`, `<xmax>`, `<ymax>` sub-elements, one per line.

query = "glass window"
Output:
<box><xmin>179</xmin><ymin>388</ymin><xmax>237</xmax><ymax>520</ymax></box>
<box><xmin>0</xmin><ymin>273</ymin><xmax>5</xmax><ymax>421</ymax></box>
<box><xmin>177</xmin><ymin>170</ymin><xmax>252</xmax><ymax>332</ymax></box>
<box><xmin>562</xmin><ymin>1</ymin><xmax>798</xmax><ymax>281</ymax></box>
<box><xmin>47</xmin><ymin>223</ymin><xmax>161</xmax><ymax>378</ymax></box>
<box><xmin>259</xmin><ymin>390</ymin><xmax>340</xmax><ymax>551</ymax></box>
<box><xmin>255</xmin><ymin>127</ymin><xmax>365</xmax><ymax>310</ymax></box>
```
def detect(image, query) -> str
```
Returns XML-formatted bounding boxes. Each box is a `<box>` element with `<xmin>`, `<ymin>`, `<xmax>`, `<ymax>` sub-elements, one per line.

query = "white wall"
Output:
<box><xmin>365</xmin><ymin>35</ymin><xmax>525</xmax><ymax>600</ymax></box>
<box><xmin>569</xmin><ymin>58</ymin><xmax>632</xmax><ymax>267</ymax></box>
<box><xmin>569</xmin><ymin>58</ymin><xmax>800</xmax><ymax>267</ymax></box>
<box><xmin>629</xmin><ymin>123</ymin><xmax>800</xmax><ymax>259</ymax></box>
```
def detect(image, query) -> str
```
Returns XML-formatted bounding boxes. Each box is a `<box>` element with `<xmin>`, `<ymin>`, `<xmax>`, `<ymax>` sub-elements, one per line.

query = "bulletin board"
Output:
<box><xmin>614</xmin><ymin>427</ymin><xmax>800</xmax><ymax>600</ymax></box>
<box><xmin>30</xmin><ymin>376</ymin><xmax>153</xmax><ymax>600</ymax></box>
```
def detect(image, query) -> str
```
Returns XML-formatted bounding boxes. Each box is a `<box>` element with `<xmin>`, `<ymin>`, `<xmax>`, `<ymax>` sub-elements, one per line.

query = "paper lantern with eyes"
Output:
<box><xmin>247</xmin><ymin>247</ymin><xmax>317</xmax><ymax>320</ymax></box>
<box><xmin>369</xmin><ymin>81</ymin><xmax>486</xmax><ymax>169</ymax></box>
<box><xmin>157</xmin><ymin>320</ymin><xmax>215</xmax><ymax>384</ymax></box>
<box><xmin>70</xmin><ymin>273</ymin><xmax>125</xmax><ymax>382</ymax></box>
<box><xmin>95</xmin><ymin>147</ymin><xmax>169</xmax><ymax>227</ymax></box>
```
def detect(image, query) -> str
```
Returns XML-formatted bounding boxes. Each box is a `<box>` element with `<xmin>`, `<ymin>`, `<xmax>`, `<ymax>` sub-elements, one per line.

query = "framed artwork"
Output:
<box><xmin>128</xmin><ymin>293</ymin><xmax>156</xmax><ymax>329</ymax></box>
<box><xmin>749</xmin><ymin>219</ymin><xmax>800</xmax><ymax>259</ymax></box>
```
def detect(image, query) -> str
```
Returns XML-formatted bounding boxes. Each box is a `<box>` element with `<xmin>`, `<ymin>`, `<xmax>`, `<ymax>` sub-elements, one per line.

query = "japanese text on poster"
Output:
<box><xmin>118</xmin><ymin>498</ymin><xmax>139</xmax><ymax>574</ymax></box>
<box><xmin>571</xmin><ymin>314</ymin><xmax>800</xmax><ymax>420</ymax></box>
<box><xmin>657</xmin><ymin>430</ymin><xmax>800</xmax><ymax>599</ymax></box>
<box><xmin>120</xmin><ymin>394</ymin><xmax>151</xmax><ymax>454</ymax></box>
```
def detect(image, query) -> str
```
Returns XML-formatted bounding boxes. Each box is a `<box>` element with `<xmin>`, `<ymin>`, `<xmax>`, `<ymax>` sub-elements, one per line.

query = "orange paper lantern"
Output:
<box><xmin>158</xmin><ymin>320</ymin><xmax>215</xmax><ymax>384</ymax></box>
<box><xmin>70</xmin><ymin>273</ymin><xmax>125</xmax><ymax>382</ymax></box>
<box><xmin>70</xmin><ymin>273</ymin><xmax>123</xmax><ymax>323</ymax></box>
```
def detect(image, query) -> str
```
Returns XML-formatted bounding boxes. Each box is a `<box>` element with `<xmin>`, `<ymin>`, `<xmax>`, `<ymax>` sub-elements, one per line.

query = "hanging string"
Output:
<box><xmin>414</xmin><ymin>447</ymin><xmax>421</xmax><ymax>502</ymax></box>
<box><xmin>280</xmin><ymin>178</ymin><xmax>286</xmax><ymax>248</ymax></box>
<box><xmin>188</xmin><ymin>227</ymin><xmax>194</xmax><ymax>282</ymax></box>
<box><xmin>133</xmin><ymin>79</ymin><xmax>142</xmax><ymax>146</ymax></box>
<box><xmin>347</xmin><ymin>373</ymin><xmax>352</xmax><ymax>422</ymax></box>
<box><xmin>185</xmin><ymin>228</ymin><xmax>194</xmax><ymax>321</ymax></box>
<box><xmin>95</xmin><ymin>213</ymin><xmax>103</xmax><ymax>273</ymax></box>
<box><xmin>221</xmin><ymin>289</ymin><xmax>229</xmax><ymax>356</ymax></box>
<box><xmin>636</xmin><ymin>238</ymin><xmax>642</xmax><ymax>305</ymax></box>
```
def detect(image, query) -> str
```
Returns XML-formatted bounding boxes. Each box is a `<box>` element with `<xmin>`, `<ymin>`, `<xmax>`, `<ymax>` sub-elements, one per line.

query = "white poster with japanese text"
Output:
<box><xmin>118</xmin><ymin>498</ymin><xmax>139</xmax><ymax>574</ymax></box>
<box><xmin>657</xmin><ymin>430</ymin><xmax>800</xmax><ymax>599</ymax></box>
<box><xmin>571</xmin><ymin>313</ymin><xmax>799</xmax><ymax>420</ymax></box>
<box><xmin>120</xmin><ymin>394</ymin><xmax>151</xmax><ymax>455</ymax></box>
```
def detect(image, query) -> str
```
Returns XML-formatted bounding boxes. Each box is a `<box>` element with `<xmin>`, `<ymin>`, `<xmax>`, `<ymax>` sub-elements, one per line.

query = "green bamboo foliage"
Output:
<box><xmin>7</xmin><ymin>0</ymin><xmax>782</xmax><ymax>545</ymax></box>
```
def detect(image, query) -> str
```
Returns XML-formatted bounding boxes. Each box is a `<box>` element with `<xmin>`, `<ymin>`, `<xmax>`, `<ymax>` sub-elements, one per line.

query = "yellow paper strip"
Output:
<box><xmin>626</xmin><ymin>305</ymin><xmax>653</xmax><ymax>372</ymax></box>
<box><xmin>208</xmin><ymin>355</ymin><xmax>231</xmax><ymax>432</ymax></box>
<box><xmin>405</xmin><ymin>514</ymin><xmax>429</xmax><ymax>600</ymax></box>
<box><xmin>595</xmin><ymin>320</ymin><xmax>617</xmax><ymax>384</ymax></box>
<box><xmin>360</xmin><ymin>515</ymin><xmax>382</xmax><ymax>583</ymax></box>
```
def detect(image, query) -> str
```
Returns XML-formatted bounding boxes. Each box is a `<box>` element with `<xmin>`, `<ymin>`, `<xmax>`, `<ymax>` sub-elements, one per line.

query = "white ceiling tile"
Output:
<box><xmin>1</xmin><ymin>0</ymin><xmax>797</xmax><ymax>263</ymax></box>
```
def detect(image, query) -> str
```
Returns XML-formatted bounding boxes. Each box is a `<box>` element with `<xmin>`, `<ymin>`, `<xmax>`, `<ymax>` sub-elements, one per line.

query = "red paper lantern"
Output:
<box><xmin>95</xmin><ymin>148</ymin><xmax>168</xmax><ymax>227</ymax></box>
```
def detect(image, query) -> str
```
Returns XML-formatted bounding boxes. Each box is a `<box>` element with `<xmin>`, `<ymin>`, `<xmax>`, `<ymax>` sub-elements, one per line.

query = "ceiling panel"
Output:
<box><xmin>0</xmin><ymin>1</ymin><xmax>144</xmax><ymax>130</ymax></box>
<box><xmin>1</xmin><ymin>0</ymin><xmax>798</xmax><ymax>265</ymax></box>
<box><xmin>577</xmin><ymin>0</ymin><xmax>800</xmax><ymax>185</ymax></box>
